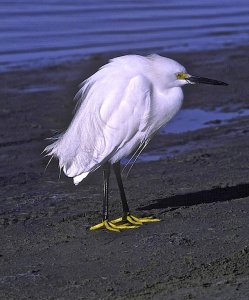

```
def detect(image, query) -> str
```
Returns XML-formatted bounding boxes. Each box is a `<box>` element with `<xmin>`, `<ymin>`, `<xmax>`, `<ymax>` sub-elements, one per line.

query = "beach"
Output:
<box><xmin>1</xmin><ymin>46</ymin><xmax>249</xmax><ymax>299</ymax></box>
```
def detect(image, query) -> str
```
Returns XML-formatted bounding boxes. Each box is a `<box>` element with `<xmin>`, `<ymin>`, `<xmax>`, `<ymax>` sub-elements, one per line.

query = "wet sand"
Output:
<box><xmin>1</xmin><ymin>46</ymin><xmax>249</xmax><ymax>299</ymax></box>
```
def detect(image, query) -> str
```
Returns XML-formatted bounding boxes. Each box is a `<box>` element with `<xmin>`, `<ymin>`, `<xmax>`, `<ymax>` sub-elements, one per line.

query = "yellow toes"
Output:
<box><xmin>130</xmin><ymin>215</ymin><xmax>161</xmax><ymax>223</ymax></box>
<box><xmin>111</xmin><ymin>217</ymin><xmax>123</xmax><ymax>224</ymax></box>
<box><xmin>112</xmin><ymin>214</ymin><xmax>160</xmax><ymax>226</ymax></box>
<box><xmin>114</xmin><ymin>223</ymin><xmax>139</xmax><ymax>229</ymax></box>
<box><xmin>90</xmin><ymin>221</ymin><xmax>106</xmax><ymax>230</ymax></box>
<box><xmin>90</xmin><ymin>220</ymin><xmax>120</xmax><ymax>232</ymax></box>
<box><xmin>104</xmin><ymin>220</ymin><xmax>120</xmax><ymax>232</ymax></box>
<box><xmin>90</xmin><ymin>215</ymin><xmax>160</xmax><ymax>232</ymax></box>
<box><xmin>90</xmin><ymin>220</ymin><xmax>138</xmax><ymax>232</ymax></box>
<box><xmin>127</xmin><ymin>215</ymin><xmax>143</xmax><ymax>225</ymax></box>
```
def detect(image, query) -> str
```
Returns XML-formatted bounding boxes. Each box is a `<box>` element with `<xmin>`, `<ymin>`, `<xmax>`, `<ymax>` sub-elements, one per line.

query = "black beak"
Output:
<box><xmin>187</xmin><ymin>76</ymin><xmax>228</xmax><ymax>86</ymax></box>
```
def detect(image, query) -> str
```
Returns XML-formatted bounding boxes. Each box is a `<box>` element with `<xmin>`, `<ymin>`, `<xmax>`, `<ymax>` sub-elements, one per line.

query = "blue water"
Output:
<box><xmin>162</xmin><ymin>108</ymin><xmax>249</xmax><ymax>134</ymax></box>
<box><xmin>1</xmin><ymin>0</ymin><xmax>249</xmax><ymax>72</ymax></box>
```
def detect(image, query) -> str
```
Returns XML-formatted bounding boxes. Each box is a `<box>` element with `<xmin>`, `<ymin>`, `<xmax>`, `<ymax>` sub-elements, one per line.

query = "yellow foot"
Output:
<box><xmin>112</xmin><ymin>215</ymin><xmax>160</xmax><ymax>226</ymax></box>
<box><xmin>90</xmin><ymin>220</ymin><xmax>138</xmax><ymax>232</ymax></box>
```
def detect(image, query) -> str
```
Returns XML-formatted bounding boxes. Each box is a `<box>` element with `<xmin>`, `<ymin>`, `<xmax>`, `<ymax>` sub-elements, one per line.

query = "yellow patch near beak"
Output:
<box><xmin>176</xmin><ymin>72</ymin><xmax>189</xmax><ymax>80</ymax></box>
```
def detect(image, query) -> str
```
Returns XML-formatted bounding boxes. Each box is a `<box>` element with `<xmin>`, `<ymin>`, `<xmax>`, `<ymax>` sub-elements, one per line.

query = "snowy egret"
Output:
<box><xmin>45</xmin><ymin>54</ymin><xmax>228</xmax><ymax>232</ymax></box>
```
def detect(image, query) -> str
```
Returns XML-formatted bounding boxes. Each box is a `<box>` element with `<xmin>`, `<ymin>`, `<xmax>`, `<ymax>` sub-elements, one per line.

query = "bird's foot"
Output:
<box><xmin>90</xmin><ymin>220</ymin><xmax>138</xmax><ymax>232</ymax></box>
<box><xmin>112</xmin><ymin>214</ymin><xmax>160</xmax><ymax>226</ymax></box>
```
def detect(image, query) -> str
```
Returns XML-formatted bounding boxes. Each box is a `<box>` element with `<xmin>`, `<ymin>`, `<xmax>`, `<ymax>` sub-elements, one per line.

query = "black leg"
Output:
<box><xmin>113</xmin><ymin>161</ymin><xmax>130</xmax><ymax>218</ymax></box>
<box><xmin>90</xmin><ymin>161</ymin><xmax>141</xmax><ymax>232</ymax></box>
<box><xmin>102</xmin><ymin>162</ymin><xmax>111</xmax><ymax>221</ymax></box>
<box><xmin>90</xmin><ymin>161</ymin><xmax>159</xmax><ymax>231</ymax></box>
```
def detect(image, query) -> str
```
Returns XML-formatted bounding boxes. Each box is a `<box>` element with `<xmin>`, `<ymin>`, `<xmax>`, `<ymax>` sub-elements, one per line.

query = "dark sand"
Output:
<box><xmin>1</xmin><ymin>46</ymin><xmax>249</xmax><ymax>299</ymax></box>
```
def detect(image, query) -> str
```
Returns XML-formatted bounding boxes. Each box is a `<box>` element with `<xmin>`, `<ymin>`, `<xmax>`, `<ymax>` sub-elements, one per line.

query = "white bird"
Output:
<box><xmin>45</xmin><ymin>54</ymin><xmax>227</xmax><ymax>232</ymax></box>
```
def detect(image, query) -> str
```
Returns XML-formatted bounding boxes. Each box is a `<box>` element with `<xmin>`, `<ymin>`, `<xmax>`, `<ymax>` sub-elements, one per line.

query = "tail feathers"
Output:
<box><xmin>44</xmin><ymin>137</ymin><xmax>97</xmax><ymax>185</ymax></box>
<box><xmin>73</xmin><ymin>172</ymin><xmax>89</xmax><ymax>185</ymax></box>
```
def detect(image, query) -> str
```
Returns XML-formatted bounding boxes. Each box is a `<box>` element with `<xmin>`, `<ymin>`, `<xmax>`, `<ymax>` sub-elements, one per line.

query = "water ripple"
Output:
<box><xmin>1</xmin><ymin>0</ymin><xmax>248</xmax><ymax>72</ymax></box>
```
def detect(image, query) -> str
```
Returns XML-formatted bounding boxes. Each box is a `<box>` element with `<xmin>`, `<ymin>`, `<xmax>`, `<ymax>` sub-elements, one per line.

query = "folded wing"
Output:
<box><xmin>45</xmin><ymin>64</ymin><xmax>151</xmax><ymax>182</ymax></box>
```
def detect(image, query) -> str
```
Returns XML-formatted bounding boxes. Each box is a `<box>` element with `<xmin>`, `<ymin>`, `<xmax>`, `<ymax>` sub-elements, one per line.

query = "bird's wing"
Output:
<box><xmin>93</xmin><ymin>74</ymin><xmax>152</xmax><ymax>164</ymax></box>
<box><xmin>45</xmin><ymin>74</ymin><xmax>151</xmax><ymax>177</ymax></box>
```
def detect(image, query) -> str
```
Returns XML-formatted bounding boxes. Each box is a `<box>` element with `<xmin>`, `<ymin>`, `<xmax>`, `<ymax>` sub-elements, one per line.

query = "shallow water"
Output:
<box><xmin>161</xmin><ymin>108</ymin><xmax>249</xmax><ymax>134</ymax></box>
<box><xmin>133</xmin><ymin>107</ymin><xmax>249</xmax><ymax>162</ymax></box>
<box><xmin>1</xmin><ymin>0</ymin><xmax>249</xmax><ymax>72</ymax></box>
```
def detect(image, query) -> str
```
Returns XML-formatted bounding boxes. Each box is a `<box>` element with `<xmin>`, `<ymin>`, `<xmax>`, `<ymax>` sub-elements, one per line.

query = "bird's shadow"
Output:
<box><xmin>138</xmin><ymin>183</ymin><xmax>249</xmax><ymax>211</ymax></box>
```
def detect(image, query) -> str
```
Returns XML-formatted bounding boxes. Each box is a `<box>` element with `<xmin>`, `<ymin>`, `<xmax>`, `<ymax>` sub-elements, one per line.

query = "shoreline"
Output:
<box><xmin>1</xmin><ymin>43</ymin><xmax>248</xmax><ymax>76</ymax></box>
<box><xmin>1</xmin><ymin>46</ymin><xmax>249</xmax><ymax>299</ymax></box>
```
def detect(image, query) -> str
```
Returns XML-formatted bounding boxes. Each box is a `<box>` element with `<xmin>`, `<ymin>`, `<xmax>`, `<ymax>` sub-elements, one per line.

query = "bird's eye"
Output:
<box><xmin>176</xmin><ymin>72</ymin><xmax>188</xmax><ymax>80</ymax></box>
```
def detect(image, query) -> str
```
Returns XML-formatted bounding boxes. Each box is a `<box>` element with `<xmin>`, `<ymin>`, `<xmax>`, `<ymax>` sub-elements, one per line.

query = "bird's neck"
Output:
<box><xmin>150</xmin><ymin>87</ymin><xmax>183</xmax><ymax>130</ymax></box>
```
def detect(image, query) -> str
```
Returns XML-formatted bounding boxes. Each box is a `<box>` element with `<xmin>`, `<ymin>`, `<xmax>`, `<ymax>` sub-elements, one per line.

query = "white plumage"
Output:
<box><xmin>45</xmin><ymin>54</ymin><xmax>227</xmax><ymax>232</ymax></box>
<box><xmin>45</xmin><ymin>54</ymin><xmax>186</xmax><ymax>184</ymax></box>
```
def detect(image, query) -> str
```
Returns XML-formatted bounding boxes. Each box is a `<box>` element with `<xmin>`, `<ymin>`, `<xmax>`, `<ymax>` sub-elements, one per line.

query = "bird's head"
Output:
<box><xmin>149</xmin><ymin>55</ymin><xmax>228</xmax><ymax>88</ymax></box>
